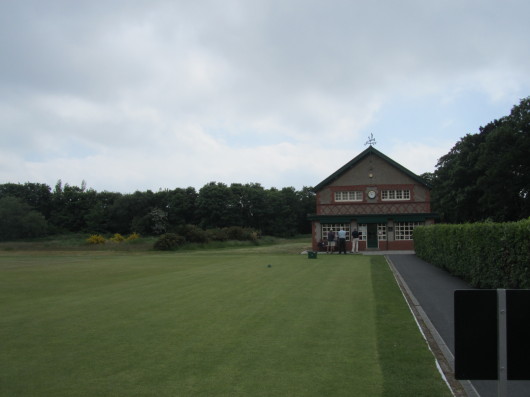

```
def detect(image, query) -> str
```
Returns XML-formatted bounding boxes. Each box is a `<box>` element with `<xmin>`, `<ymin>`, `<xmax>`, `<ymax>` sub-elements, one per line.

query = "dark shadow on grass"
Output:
<box><xmin>370</xmin><ymin>256</ymin><xmax>452</xmax><ymax>397</ymax></box>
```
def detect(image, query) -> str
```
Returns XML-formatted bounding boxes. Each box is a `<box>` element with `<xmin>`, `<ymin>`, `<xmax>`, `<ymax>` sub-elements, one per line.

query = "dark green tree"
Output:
<box><xmin>196</xmin><ymin>182</ymin><xmax>237</xmax><ymax>229</ymax></box>
<box><xmin>432</xmin><ymin>96</ymin><xmax>530</xmax><ymax>222</ymax></box>
<box><xmin>0</xmin><ymin>182</ymin><xmax>53</xmax><ymax>218</ymax></box>
<box><xmin>0</xmin><ymin>197</ymin><xmax>48</xmax><ymax>240</ymax></box>
<box><xmin>50</xmin><ymin>181</ymin><xmax>99</xmax><ymax>232</ymax></box>
<box><xmin>162</xmin><ymin>187</ymin><xmax>198</xmax><ymax>227</ymax></box>
<box><xmin>296</xmin><ymin>186</ymin><xmax>316</xmax><ymax>234</ymax></box>
<box><xmin>84</xmin><ymin>191</ymin><xmax>122</xmax><ymax>233</ymax></box>
<box><xmin>108</xmin><ymin>191</ymin><xmax>156</xmax><ymax>234</ymax></box>
<box><xmin>229</xmin><ymin>183</ymin><xmax>268</xmax><ymax>230</ymax></box>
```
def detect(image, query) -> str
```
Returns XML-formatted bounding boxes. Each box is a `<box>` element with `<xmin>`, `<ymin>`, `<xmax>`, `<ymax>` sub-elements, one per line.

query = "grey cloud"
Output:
<box><xmin>1</xmin><ymin>0</ymin><xmax>529</xmax><ymax>191</ymax></box>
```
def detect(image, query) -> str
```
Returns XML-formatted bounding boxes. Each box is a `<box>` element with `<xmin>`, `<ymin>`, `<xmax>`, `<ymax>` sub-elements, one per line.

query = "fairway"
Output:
<box><xmin>0</xmin><ymin>248</ymin><xmax>451</xmax><ymax>397</ymax></box>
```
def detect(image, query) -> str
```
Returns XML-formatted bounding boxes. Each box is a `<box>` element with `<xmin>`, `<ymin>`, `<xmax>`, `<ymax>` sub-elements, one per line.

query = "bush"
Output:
<box><xmin>86</xmin><ymin>234</ymin><xmax>106</xmax><ymax>244</ymax></box>
<box><xmin>206</xmin><ymin>228</ymin><xmax>229</xmax><ymax>242</ymax></box>
<box><xmin>177</xmin><ymin>225</ymin><xmax>209</xmax><ymax>243</ymax></box>
<box><xmin>154</xmin><ymin>233</ymin><xmax>185</xmax><ymax>251</ymax></box>
<box><xmin>414</xmin><ymin>218</ymin><xmax>530</xmax><ymax>288</ymax></box>
<box><xmin>127</xmin><ymin>232</ymin><xmax>141</xmax><ymax>241</ymax></box>
<box><xmin>225</xmin><ymin>226</ymin><xmax>260</xmax><ymax>241</ymax></box>
<box><xmin>109</xmin><ymin>233</ymin><xmax>125</xmax><ymax>243</ymax></box>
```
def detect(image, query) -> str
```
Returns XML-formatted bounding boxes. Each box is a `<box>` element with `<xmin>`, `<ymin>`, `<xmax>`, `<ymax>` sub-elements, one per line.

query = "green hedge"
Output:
<box><xmin>414</xmin><ymin>219</ymin><xmax>530</xmax><ymax>289</ymax></box>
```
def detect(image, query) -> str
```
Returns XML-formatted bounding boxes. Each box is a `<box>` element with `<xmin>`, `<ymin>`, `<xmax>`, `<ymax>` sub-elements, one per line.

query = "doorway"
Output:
<box><xmin>367</xmin><ymin>223</ymin><xmax>378</xmax><ymax>249</ymax></box>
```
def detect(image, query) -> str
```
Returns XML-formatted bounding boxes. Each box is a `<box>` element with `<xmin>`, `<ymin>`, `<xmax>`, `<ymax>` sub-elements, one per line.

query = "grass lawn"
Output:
<box><xmin>0</xmin><ymin>244</ymin><xmax>451</xmax><ymax>396</ymax></box>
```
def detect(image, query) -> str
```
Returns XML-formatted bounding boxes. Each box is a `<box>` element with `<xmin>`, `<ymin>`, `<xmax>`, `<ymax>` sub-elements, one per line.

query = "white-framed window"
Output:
<box><xmin>334</xmin><ymin>191</ymin><xmax>363</xmax><ymax>202</ymax></box>
<box><xmin>381</xmin><ymin>189</ymin><xmax>410</xmax><ymax>201</ymax></box>
<box><xmin>358</xmin><ymin>224</ymin><xmax>387</xmax><ymax>240</ymax></box>
<box><xmin>378</xmin><ymin>224</ymin><xmax>387</xmax><ymax>240</ymax></box>
<box><xmin>358</xmin><ymin>224</ymin><xmax>367</xmax><ymax>241</ymax></box>
<box><xmin>395</xmin><ymin>222</ymin><xmax>423</xmax><ymax>240</ymax></box>
<box><xmin>322</xmin><ymin>224</ymin><xmax>351</xmax><ymax>241</ymax></box>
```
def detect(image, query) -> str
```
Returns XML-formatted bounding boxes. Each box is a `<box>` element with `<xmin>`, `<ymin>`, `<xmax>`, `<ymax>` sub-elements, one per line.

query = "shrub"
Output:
<box><xmin>86</xmin><ymin>234</ymin><xmax>106</xmax><ymax>244</ymax></box>
<box><xmin>127</xmin><ymin>232</ymin><xmax>141</xmax><ymax>241</ymax></box>
<box><xmin>154</xmin><ymin>233</ymin><xmax>185</xmax><ymax>251</ymax></box>
<box><xmin>225</xmin><ymin>226</ymin><xmax>260</xmax><ymax>241</ymax></box>
<box><xmin>109</xmin><ymin>233</ymin><xmax>125</xmax><ymax>243</ymax></box>
<box><xmin>206</xmin><ymin>228</ymin><xmax>229</xmax><ymax>242</ymax></box>
<box><xmin>177</xmin><ymin>224</ymin><xmax>209</xmax><ymax>243</ymax></box>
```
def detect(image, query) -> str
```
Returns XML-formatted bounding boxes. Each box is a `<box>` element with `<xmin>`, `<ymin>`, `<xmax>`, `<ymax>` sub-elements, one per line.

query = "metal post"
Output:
<box><xmin>498</xmin><ymin>289</ymin><xmax>507</xmax><ymax>397</ymax></box>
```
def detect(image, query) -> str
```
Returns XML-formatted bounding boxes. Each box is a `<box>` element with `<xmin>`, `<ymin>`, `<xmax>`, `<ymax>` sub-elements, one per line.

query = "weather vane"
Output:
<box><xmin>365</xmin><ymin>133</ymin><xmax>376</xmax><ymax>146</ymax></box>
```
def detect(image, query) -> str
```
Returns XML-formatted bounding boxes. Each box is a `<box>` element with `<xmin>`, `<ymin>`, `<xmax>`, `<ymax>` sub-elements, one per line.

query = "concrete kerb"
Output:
<box><xmin>385</xmin><ymin>255</ymin><xmax>479</xmax><ymax>397</ymax></box>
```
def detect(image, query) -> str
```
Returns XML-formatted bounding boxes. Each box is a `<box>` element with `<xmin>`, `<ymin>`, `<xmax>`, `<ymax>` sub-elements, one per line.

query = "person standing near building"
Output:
<box><xmin>338</xmin><ymin>228</ymin><xmax>347</xmax><ymax>254</ymax></box>
<box><xmin>351</xmin><ymin>228</ymin><xmax>360</xmax><ymax>253</ymax></box>
<box><xmin>327</xmin><ymin>228</ymin><xmax>336</xmax><ymax>254</ymax></box>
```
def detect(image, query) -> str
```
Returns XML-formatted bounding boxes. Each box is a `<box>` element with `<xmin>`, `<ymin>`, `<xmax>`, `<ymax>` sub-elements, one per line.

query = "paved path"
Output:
<box><xmin>387</xmin><ymin>254</ymin><xmax>530</xmax><ymax>397</ymax></box>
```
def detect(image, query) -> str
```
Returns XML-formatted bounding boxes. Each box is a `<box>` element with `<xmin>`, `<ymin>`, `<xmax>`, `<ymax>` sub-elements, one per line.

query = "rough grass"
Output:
<box><xmin>0</xmin><ymin>246</ymin><xmax>451</xmax><ymax>397</ymax></box>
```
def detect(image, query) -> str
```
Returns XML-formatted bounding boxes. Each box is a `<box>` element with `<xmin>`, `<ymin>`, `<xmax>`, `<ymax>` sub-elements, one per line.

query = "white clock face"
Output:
<box><xmin>368</xmin><ymin>190</ymin><xmax>376</xmax><ymax>199</ymax></box>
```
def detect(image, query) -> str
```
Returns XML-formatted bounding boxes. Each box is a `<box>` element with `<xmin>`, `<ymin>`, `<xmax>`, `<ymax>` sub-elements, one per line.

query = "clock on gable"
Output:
<box><xmin>367</xmin><ymin>190</ymin><xmax>376</xmax><ymax>199</ymax></box>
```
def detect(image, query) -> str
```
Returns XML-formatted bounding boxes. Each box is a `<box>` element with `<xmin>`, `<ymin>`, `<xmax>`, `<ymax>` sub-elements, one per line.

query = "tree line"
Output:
<box><xmin>1</xmin><ymin>97</ymin><xmax>528</xmax><ymax>241</ymax></box>
<box><xmin>0</xmin><ymin>181</ymin><xmax>315</xmax><ymax>241</ymax></box>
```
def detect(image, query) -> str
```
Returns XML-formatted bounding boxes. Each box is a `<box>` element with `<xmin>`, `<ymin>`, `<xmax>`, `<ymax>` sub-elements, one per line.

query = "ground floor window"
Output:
<box><xmin>377</xmin><ymin>224</ymin><xmax>387</xmax><ymax>240</ymax></box>
<box><xmin>357</xmin><ymin>224</ymin><xmax>386</xmax><ymax>241</ymax></box>
<box><xmin>321</xmin><ymin>223</ymin><xmax>351</xmax><ymax>241</ymax></box>
<box><xmin>395</xmin><ymin>222</ymin><xmax>423</xmax><ymax>240</ymax></box>
<box><xmin>357</xmin><ymin>224</ymin><xmax>367</xmax><ymax>240</ymax></box>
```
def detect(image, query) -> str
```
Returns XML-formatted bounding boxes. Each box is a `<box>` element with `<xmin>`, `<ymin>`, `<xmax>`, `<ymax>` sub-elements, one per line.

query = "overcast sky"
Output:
<box><xmin>1</xmin><ymin>0</ymin><xmax>529</xmax><ymax>193</ymax></box>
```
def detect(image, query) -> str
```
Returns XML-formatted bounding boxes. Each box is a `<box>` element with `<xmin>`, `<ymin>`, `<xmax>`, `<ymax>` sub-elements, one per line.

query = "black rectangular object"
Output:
<box><xmin>507</xmin><ymin>290</ymin><xmax>530</xmax><ymax>380</ymax></box>
<box><xmin>454</xmin><ymin>289</ymin><xmax>498</xmax><ymax>380</ymax></box>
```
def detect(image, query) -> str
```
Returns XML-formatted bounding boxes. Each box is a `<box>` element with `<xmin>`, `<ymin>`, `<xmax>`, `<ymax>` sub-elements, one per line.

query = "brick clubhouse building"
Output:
<box><xmin>308</xmin><ymin>146</ymin><xmax>437</xmax><ymax>252</ymax></box>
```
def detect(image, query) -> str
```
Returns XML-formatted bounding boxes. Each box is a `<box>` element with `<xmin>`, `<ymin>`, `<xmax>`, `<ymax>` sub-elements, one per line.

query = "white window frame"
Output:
<box><xmin>378</xmin><ymin>224</ymin><xmax>387</xmax><ymax>241</ymax></box>
<box><xmin>358</xmin><ymin>224</ymin><xmax>367</xmax><ymax>241</ymax></box>
<box><xmin>395</xmin><ymin>222</ymin><xmax>423</xmax><ymax>240</ymax></box>
<box><xmin>334</xmin><ymin>191</ymin><xmax>363</xmax><ymax>202</ymax></box>
<box><xmin>322</xmin><ymin>223</ymin><xmax>351</xmax><ymax>241</ymax></box>
<box><xmin>381</xmin><ymin>189</ymin><xmax>411</xmax><ymax>201</ymax></box>
<box><xmin>358</xmin><ymin>223</ymin><xmax>386</xmax><ymax>241</ymax></box>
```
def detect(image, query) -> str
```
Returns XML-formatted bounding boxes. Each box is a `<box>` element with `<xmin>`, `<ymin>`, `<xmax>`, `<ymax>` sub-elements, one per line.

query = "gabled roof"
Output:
<box><xmin>313</xmin><ymin>146</ymin><xmax>431</xmax><ymax>192</ymax></box>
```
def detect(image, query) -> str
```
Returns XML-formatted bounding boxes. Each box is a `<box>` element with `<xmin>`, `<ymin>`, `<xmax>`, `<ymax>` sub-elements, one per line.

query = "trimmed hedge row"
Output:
<box><xmin>414</xmin><ymin>219</ymin><xmax>530</xmax><ymax>289</ymax></box>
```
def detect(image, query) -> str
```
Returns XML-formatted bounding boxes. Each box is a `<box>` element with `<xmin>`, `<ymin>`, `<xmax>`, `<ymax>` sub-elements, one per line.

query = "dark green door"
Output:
<box><xmin>367</xmin><ymin>224</ymin><xmax>378</xmax><ymax>249</ymax></box>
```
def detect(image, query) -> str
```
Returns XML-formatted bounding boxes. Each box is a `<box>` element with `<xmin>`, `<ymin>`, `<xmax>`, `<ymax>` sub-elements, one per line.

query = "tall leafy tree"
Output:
<box><xmin>0</xmin><ymin>197</ymin><xmax>48</xmax><ymax>240</ymax></box>
<box><xmin>107</xmin><ymin>191</ymin><xmax>156</xmax><ymax>234</ymax></box>
<box><xmin>50</xmin><ymin>181</ymin><xmax>99</xmax><ymax>232</ymax></box>
<box><xmin>432</xmin><ymin>96</ymin><xmax>530</xmax><ymax>222</ymax></box>
<box><xmin>0</xmin><ymin>182</ymin><xmax>52</xmax><ymax>218</ymax></box>
<box><xmin>196</xmin><ymin>182</ymin><xmax>237</xmax><ymax>229</ymax></box>
<box><xmin>162</xmin><ymin>187</ymin><xmax>198</xmax><ymax>226</ymax></box>
<box><xmin>229</xmin><ymin>183</ymin><xmax>268</xmax><ymax>230</ymax></box>
<box><xmin>432</xmin><ymin>133</ymin><xmax>487</xmax><ymax>222</ymax></box>
<box><xmin>296</xmin><ymin>186</ymin><xmax>316</xmax><ymax>234</ymax></box>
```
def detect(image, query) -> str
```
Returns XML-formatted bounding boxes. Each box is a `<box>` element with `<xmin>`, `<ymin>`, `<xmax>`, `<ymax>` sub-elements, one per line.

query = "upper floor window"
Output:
<box><xmin>381</xmin><ymin>189</ymin><xmax>410</xmax><ymax>201</ymax></box>
<box><xmin>334</xmin><ymin>191</ymin><xmax>363</xmax><ymax>202</ymax></box>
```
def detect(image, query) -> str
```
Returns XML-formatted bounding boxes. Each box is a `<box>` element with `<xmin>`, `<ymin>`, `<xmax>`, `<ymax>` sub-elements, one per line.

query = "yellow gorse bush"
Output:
<box><xmin>86</xmin><ymin>234</ymin><xmax>106</xmax><ymax>244</ymax></box>
<box><xmin>109</xmin><ymin>233</ymin><xmax>125</xmax><ymax>243</ymax></box>
<box><xmin>127</xmin><ymin>232</ymin><xmax>141</xmax><ymax>241</ymax></box>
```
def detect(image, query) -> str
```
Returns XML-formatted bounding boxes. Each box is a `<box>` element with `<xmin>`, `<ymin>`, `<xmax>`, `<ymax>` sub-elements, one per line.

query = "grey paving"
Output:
<box><xmin>388</xmin><ymin>254</ymin><xmax>530</xmax><ymax>397</ymax></box>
